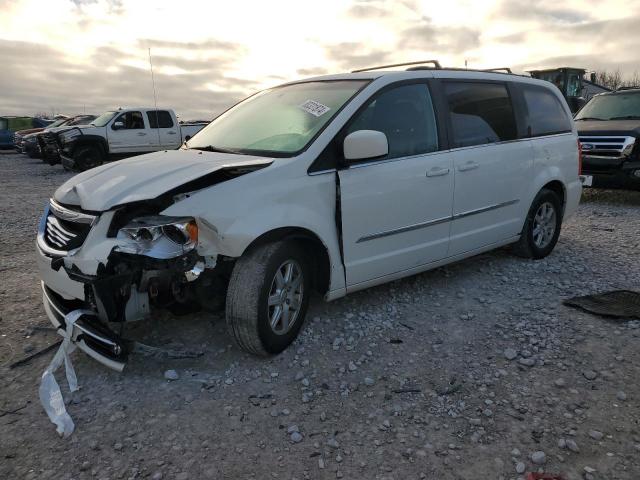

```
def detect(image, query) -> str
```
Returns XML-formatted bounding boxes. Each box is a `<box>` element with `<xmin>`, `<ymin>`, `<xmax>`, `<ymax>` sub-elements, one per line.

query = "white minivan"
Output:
<box><xmin>36</xmin><ymin>62</ymin><xmax>582</xmax><ymax>369</ymax></box>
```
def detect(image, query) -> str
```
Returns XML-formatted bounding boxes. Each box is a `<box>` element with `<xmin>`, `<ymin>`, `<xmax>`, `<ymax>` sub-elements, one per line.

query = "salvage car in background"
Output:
<box><xmin>576</xmin><ymin>87</ymin><xmax>640</xmax><ymax>190</ymax></box>
<box><xmin>37</xmin><ymin>63</ymin><xmax>581</xmax><ymax>370</ymax></box>
<box><xmin>15</xmin><ymin>116</ymin><xmax>69</xmax><ymax>155</ymax></box>
<box><xmin>38</xmin><ymin>115</ymin><xmax>97</xmax><ymax>164</ymax></box>
<box><xmin>56</xmin><ymin>108</ymin><xmax>208</xmax><ymax>171</ymax></box>
<box><xmin>0</xmin><ymin>116</ymin><xmax>51</xmax><ymax>149</ymax></box>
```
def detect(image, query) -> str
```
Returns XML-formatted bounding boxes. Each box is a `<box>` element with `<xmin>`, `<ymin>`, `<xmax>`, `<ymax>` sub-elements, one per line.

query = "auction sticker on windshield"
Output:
<box><xmin>299</xmin><ymin>100</ymin><xmax>331</xmax><ymax>117</ymax></box>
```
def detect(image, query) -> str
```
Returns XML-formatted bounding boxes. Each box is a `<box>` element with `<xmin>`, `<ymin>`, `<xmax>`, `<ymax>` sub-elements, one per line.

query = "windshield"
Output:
<box><xmin>575</xmin><ymin>93</ymin><xmax>640</xmax><ymax>120</ymax></box>
<box><xmin>186</xmin><ymin>80</ymin><xmax>368</xmax><ymax>156</ymax></box>
<box><xmin>48</xmin><ymin>118</ymin><xmax>68</xmax><ymax>128</ymax></box>
<box><xmin>92</xmin><ymin>111</ymin><xmax>117</xmax><ymax>127</ymax></box>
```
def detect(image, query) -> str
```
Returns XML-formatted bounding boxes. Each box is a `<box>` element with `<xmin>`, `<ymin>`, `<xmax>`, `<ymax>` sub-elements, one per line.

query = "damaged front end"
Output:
<box><xmin>36</xmin><ymin>197</ymin><xmax>231</xmax><ymax>371</ymax></box>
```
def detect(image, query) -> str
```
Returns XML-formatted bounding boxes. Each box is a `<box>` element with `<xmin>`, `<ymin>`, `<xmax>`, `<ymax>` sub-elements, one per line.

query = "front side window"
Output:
<box><xmin>114</xmin><ymin>111</ymin><xmax>145</xmax><ymax>130</ymax></box>
<box><xmin>575</xmin><ymin>92</ymin><xmax>640</xmax><ymax>121</ymax></box>
<box><xmin>522</xmin><ymin>85</ymin><xmax>572</xmax><ymax>136</ymax></box>
<box><xmin>0</xmin><ymin>118</ymin><xmax>7</xmax><ymax>131</ymax></box>
<box><xmin>444</xmin><ymin>82</ymin><xmax>517</xmax><ymax>147</ymax></box>
<box><xmin>147</xmin><ymin>110</ymin><xmax>174</xmax><ymax>128</ymax></box>
<box><xmin>186</xmin><ymin>80</ymin><xmax>368</xmax><ymax>156</ymax></box>
<box><xmin>345</xmin><ymin>83</ymin><xmax>439</xmax><ymax>159</ymax></box>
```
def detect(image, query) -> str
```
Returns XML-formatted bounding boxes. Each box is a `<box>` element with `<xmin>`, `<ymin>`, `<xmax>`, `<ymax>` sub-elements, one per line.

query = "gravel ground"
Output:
<box><xmin>1</xmin><ymin>150</ymin><xmax>639</xmax><ymax>480</ymax></box>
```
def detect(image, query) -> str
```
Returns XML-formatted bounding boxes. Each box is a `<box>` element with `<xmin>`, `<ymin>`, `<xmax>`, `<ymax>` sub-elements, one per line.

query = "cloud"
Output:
<box><xmin>493</xmin><ymin>0</ymin><xmax>592</xmax><ymax>23</ymax></box>
<box><xmin>398</xmin><ymin>20</ymin><xmax>480</xmax><ymax>54</ymax></box>
<box><xmin>347</xmin><ymin>1</ymin><xmax>389</xmax><ymax>18</ymax></box>
<box><xmin>0</xmin><ymin>39</ymin><xmax>256</xmax><ymax>119</ymax></box>
<box><xmin>324</xmin><ymin>42</ymin><xmax>390</xmax><ymax>71</ymax></box>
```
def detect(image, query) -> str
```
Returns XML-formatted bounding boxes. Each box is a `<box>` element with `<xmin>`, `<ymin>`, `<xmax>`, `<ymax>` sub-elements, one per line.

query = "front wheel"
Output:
<box><xmin>226</xmin><ymin>241</ymin><xmax>311</xmax><ymax>356</ymax></box>
<box><xmin>74</xmin><ymin>145</ymin><xmax>103</xmax><ymax>171</ymax></box>
<box><xmin>512</xmin><ymin>188</ymin><xmax>562</xmax><ymax>259</ymax></box>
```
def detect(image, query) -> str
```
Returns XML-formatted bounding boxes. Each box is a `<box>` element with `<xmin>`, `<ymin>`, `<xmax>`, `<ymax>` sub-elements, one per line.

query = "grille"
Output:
<box><xmin>43</xmin><ymin>199</ymin><xmax>96</xmax><ymax>252</ymax></box>
<box><xmin>578</xmin><ymin>136</ymin><xmax>636</xmax><ymax>158</ymax></box>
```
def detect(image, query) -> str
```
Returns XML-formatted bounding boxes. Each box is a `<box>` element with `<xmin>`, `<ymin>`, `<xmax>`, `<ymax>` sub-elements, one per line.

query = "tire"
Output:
<box><xmin>513</xmin><ymin>188</ymin><xmax>562</xmax><ymax>259</ymax></box>
<box><xmin>74</xmin><ymin>145</ymin><xmax>103</xmax><ymax>171</ymax></box>
<box><xmin>226</xmin><ymin>241</ymin><xmax>311</xmax><ymax>356</ymax></box>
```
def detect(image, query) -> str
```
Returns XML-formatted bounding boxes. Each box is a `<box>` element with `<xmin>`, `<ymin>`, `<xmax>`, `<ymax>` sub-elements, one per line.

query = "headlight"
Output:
<box><xmin>115</xmin><ymin>216</ymin><xmax>198</xmax><ymax>259</ymax></box>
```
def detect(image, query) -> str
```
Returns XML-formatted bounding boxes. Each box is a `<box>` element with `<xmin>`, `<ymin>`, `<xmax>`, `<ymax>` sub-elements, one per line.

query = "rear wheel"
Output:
<box><xmin>226</xmin><ymin>241</ymin><xmax>311</xmax><ymax>356</ymax></box>
<box><xmin>74</xmin><ymin>145</ymin><xmax>103</xmax><ymax>171</ymax></box>
<box><xmin>513</xmin><ymin>188</ymin><xmax>562</xmax><ymax>259</ymax></box>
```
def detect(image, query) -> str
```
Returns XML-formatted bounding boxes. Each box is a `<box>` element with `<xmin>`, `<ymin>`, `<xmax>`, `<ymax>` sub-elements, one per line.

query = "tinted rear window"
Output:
<box><xmin>444</xmin><ymin>82</ymin><xmax>517</xmax><ymax>147</ymax></box>
<box><xmin>522</xmin><ymin>85</ymin><xmax>572</xmax><ymax>136</ymax></box>
<box><xmin>147</xmin><ymin>110</ymin><xmax>174</xmax><ymax>128</ymax></box>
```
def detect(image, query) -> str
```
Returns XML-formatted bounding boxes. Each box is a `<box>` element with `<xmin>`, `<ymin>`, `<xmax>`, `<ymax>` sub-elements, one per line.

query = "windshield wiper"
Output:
<box><xmin>189</xmin><ymin>145</ymin><xmax>248</xmax><ymax>155</ymax></box>
<box><xmin>609</xmin><ymin>115</ymin><xmax>640</xmax><ymax>120</ymax></box>
<box><xmin>575</xmin><ymin>117</ymin><xmax>604</xmax><ymax>121</ymax></box>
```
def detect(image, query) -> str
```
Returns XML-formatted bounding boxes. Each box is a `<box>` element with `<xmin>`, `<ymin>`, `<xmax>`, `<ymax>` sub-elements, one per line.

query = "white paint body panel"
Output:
<box><xmin>449</xmin><ymin>140</ymin><xmax>533</xmax><ymax>256</ymax></box>
<box><xmin>339</xmin><ymin>151</ymin><xmax>453</xmax><ymax>285</ymax></box>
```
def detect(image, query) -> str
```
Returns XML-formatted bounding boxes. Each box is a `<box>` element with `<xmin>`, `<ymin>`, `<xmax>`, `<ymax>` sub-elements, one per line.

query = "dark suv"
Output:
<box><xmin>575</xmin><ymin>88</ymin><xmax>640</xmax><ymax>189</ymax></box>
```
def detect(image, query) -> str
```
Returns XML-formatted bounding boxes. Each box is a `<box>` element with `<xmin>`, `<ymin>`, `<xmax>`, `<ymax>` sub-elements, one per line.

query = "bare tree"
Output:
<box><xmin>593</xmin><ymin>69</ymin><xmax>640</xmax><ymax>89</ymax></box>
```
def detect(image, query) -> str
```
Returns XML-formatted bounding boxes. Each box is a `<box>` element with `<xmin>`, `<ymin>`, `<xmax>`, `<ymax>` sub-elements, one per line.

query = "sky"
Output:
<box><xmin>0</xmin><ymin>0</ymin><xmax>639</xmax><ymax>120</ymax></box>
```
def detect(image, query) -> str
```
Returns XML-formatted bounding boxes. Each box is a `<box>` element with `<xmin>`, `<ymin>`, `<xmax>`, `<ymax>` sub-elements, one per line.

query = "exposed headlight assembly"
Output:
<box><xmin>115</xmin><ymin>216</ymin><xmax>198</xmax><ymax>259</ymax></box>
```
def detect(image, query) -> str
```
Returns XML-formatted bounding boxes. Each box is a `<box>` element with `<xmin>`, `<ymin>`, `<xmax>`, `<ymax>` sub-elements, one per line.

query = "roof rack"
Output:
<box><xmin>352</xmin><ymin>60</ymin><xmax>441</xmax><ymax>73</ymax></box>
<box><xmin>615</xmin><ymin>86</ymin><xmax>640</xmax><ymax>91</ymax></box>
<box><xmin>482</xmin><ymin>67</ymin><xmax>512</xmax><ymax>74</ymax></box>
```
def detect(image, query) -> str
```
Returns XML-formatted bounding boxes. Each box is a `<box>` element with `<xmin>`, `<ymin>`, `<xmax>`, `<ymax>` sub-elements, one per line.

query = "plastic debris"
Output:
<box><xmin>39</xmin><ymin>309</ymin><xmax>93</xmax><ymax>438</ymax></box>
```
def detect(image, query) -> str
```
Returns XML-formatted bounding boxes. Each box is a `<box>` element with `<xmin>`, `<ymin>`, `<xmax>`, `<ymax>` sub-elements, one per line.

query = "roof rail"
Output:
<box><xmin>615</xmin><ymin>86</ymin><xmax>640</xmax><ymax>91</ymax></box>
<box><xmin>482</xmin><ymin>67</ymin><xmax>512</xmax><ymax>74</ymax></box>
<box><xmin>352</xmin><ymin>60</ymin><xmax>441</xmax><ymax>73</ymax></box>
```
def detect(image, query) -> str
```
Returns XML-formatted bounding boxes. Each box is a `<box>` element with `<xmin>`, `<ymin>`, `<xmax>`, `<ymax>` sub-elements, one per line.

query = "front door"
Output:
<box><xmin>108</xmin><ymin>111</ymin><xmax>150</xmax><ymax>153</ymax></box>
<box><xmin>442</xmin><ymin>81</ymin><xmax>532</xmax><ymax>256</ymax></box>
<box><xmin>338</xmin><ymin>83</ymin><xmax>454</xmax><ymax>287</ymax></box>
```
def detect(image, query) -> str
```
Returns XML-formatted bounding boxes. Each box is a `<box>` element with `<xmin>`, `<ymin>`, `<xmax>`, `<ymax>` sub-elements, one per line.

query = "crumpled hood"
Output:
<box><xmin>54</xmin><ymin>149</ymin><xmax>273</xmax><ymax>211</ymax></box>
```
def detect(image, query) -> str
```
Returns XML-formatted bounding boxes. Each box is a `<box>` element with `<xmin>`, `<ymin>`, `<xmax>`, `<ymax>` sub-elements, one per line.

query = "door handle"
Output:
<box><xmin>426</xmin><ymin>167</ymin><xmax>450</xmax><ymax>177</ymax></box>
<box><xmin>137</xmin><ymin>132</ymin><xmax>147</xmax><ymax>136</ymax></box>
<box><xmin>458</xmin><ymin>161</ymin><xmax>479</xmax><ymax>172</ymax></box>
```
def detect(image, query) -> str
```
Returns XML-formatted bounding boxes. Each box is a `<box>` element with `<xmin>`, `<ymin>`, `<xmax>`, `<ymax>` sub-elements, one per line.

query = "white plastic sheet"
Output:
<box><xmin>39</xmin><ymin>309</ymin><xmax>93</xmax><ymax>437</ymax></box>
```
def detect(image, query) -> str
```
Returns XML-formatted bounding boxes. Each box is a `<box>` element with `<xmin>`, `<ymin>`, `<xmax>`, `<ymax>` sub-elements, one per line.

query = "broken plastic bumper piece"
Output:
<box><xmin>42</xmin><ymin>282</ymin><xmax>127</xmax><ymax>371</ymax></box>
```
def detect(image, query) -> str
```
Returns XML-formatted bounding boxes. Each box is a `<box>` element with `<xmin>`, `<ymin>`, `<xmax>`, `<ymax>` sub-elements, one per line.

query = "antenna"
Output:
<box><xmin>148</xmin><ymin>47</ymin><xmax>162</xmax><ymax>148</ymax></box>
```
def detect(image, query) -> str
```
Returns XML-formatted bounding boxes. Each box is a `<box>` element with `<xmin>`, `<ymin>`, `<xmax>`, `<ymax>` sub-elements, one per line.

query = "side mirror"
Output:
<box><xmin>343</xmin><ymin>130</ymin><xmax>388</xmax><ymax>162</ymax></box>
<box><xmin>112</xmin><ymin>121</ymin><xmax>124</xmax><ymax>130</ymax></box>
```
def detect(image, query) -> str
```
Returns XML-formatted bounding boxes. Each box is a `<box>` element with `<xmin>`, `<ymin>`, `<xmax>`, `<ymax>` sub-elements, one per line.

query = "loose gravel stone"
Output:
<box><xmin>531</xmin><ymin>451</ymin><xmax>546</xmax><ymax>465</ymax></box>
<box><xmin>565</xmin><ymin>439</ymin><xmax>580</xmax><ymax>453</ymax></box>
<box><xmin>589</xmin><ymin>430</ymin><xmax>604</xmax><ymax>441</ymax></box>
<box><xmin>519</xmin><ymin>357</ymin><xmax>535</xmax><ymax>367</ymax></box>
<box><xmin>164</xmin><ymin>370</ymin><xmax>179</xmax><ymax>381</ymax></box>
<box><xmin>583</xmin><ymin>370</ymin><xmax>597</xmax><ymax>380</ymax></box>
<box><xmin>503</xmin><ymin>348</ymin><xmax>518</xmax><ymax>360</ymax></box>
<box><xmin>515</xmin><ymin>462</ymin><xmax>526</xmax><ymax>474</ymax></box>
<box><xmin>290</xmin><ymin>432</ymin><xmax>303</xmax><ymax>443</ymax></box>
<box><xmin>617</xmin><ymin>391</ymin><xmax>627</xmax><ymax>401</ymax></box>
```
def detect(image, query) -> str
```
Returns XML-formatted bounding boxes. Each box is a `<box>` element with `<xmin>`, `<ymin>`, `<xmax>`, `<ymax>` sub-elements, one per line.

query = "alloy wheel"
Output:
<box><xmin>267</xmin><ymin>260</ymin><xmax>304</xmax><ymax>335</ymax></box>
<box><xmin>532</xmin><ymin>201</ymin><xmax>557</xmax><ymax>249</ymax></box>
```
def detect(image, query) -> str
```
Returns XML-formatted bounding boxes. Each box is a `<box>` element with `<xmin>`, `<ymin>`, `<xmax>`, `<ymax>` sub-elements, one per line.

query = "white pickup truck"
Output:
<box><xmin>56</xmin><ymin>108</ymin><xmax>208</xmax><ymax>171</ymax></box>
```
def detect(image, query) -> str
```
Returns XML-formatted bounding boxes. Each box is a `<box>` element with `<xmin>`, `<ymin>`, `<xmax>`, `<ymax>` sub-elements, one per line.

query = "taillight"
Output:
<box><xmin>577</xmin><ymin>139</ymin><xmax>583</xmax><ymax>175</ymax></box>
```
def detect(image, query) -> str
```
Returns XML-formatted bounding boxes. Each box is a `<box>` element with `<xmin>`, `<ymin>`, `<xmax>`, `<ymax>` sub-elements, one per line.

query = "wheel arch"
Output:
<box><xmin>71</xmin><ymin>135</ymin><xmax>109</xmax><ymax>158</ymax></box>
<box><xmin>243</xmin><ymin>227</ymin><xmax>331</xmax><ymax>296</ymax></box>
<box><xmin>540</xmin><ymin>179</ymin><xmax>567</xmax><ymax>216</ymax></box>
